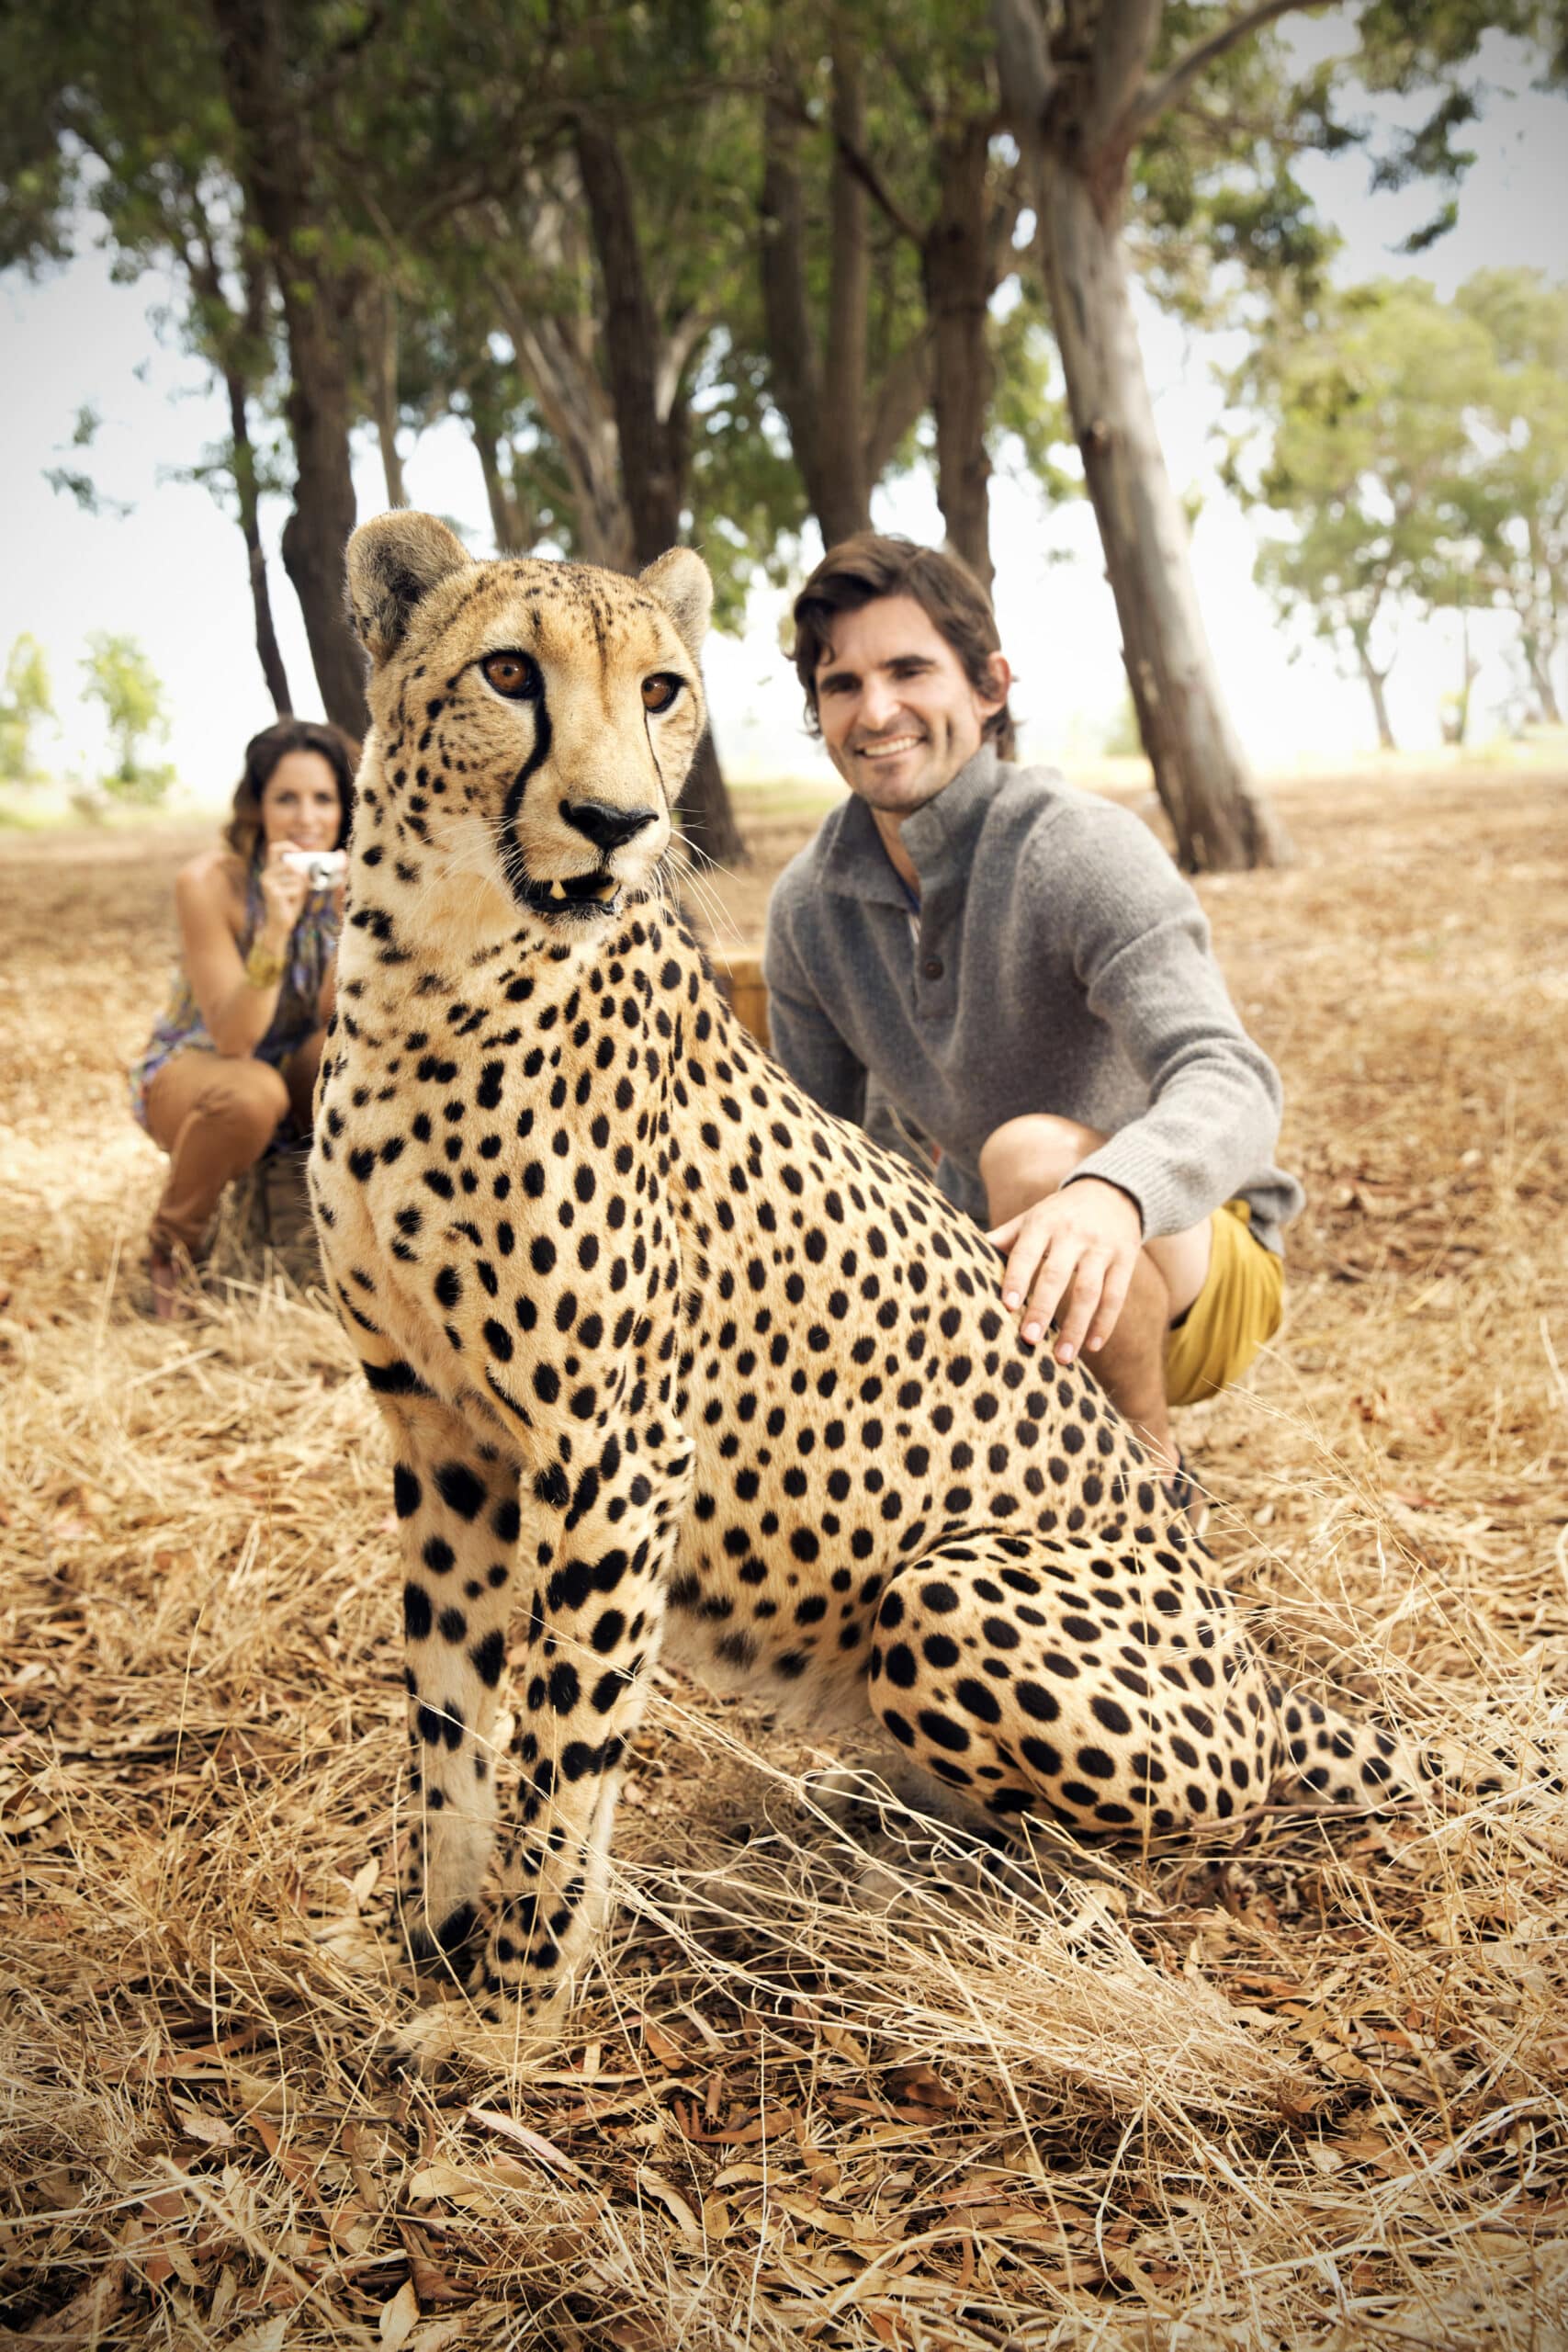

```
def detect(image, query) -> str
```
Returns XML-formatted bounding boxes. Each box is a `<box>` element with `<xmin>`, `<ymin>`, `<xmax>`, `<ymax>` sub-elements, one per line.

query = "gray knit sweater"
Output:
<box><xmin>761</xmin><ymin>743</ymin><xmax>1303</xmax><ymax>1255</ymax></box>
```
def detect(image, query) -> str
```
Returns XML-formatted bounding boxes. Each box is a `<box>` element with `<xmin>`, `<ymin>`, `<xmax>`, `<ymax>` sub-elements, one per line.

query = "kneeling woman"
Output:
<box><xmin>131</xmin><ymin>718</ymin><xmax>357</xmax><ymax>1317</ymax></box>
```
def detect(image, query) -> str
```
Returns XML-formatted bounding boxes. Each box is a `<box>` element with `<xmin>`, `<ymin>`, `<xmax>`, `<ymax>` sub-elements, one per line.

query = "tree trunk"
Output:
<box><xmin>576</xmin><ymin>122</ymin><xmax>684</xmax><ymax>560</ymax></box>
<box><xmin>1524</xmin><ymin>636</ymin><xmax>1562</xmax><ymax>725</ymax></box>
<box><xmin>209</xmin><ymin>0</ymin><xmax>367</xmax><ymax>738</ymax></box>
<box><xmin>1366</xmin><ymin>668</ymin><xmax>1396</xmax><ymax>752</ymax></box>
<box><xmin>368</xmin><ymin>283</ymin><xmax>405</xmax><ymax>508</ymax></box>
<box><xmin>471</xmin><ymin>423</ymin><xmax>533</xmax><ymax>555</ymax></box>
<box><xmin>758</xmin><ymin>57</ymin><xmax>873</xmax><ymax>548</ymax></box>
<box><xmin>924</xmin><ymin>117</ymin><xmax>994</xmax><ymax>586</ymax></box>
<box><xmin>223</xmin><ymin>363</ymin><xmax>292</xmax><ymax>714</ymax></box>
<box><xmin>817</xmin><ymin>27</ymin><xmax>873</xmax><ymax>545</ymax></box>
<box><xmin>576</xmin><ymin>117</ymin><xmax>745</xmax><ymax>868</ymax></box>
<box><xmin>1037</xmin><ymin>159</ymin><xmax>1289</xmax><ymax>870</ymax></box>
<box><xmin>1351</xmin><ymin>635</ymin><xmax>1396</xmax><ymax>751</ymax></box>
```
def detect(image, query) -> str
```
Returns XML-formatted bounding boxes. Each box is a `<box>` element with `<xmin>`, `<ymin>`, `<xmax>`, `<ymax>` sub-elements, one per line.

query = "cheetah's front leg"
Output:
<box><xmin>470</xmin><ymin>1447</ymin><xmax>692</xmax><ymax>2029</ymax></box>
<box><xmin>373</xmin><ymin>1392</ymin><xmax>522</xmax><ymax>1963</ymax></box>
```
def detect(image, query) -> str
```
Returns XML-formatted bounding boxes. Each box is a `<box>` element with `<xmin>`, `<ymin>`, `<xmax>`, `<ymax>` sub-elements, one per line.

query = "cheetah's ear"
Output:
<box><xmin>345</xmin><ymin>511</ymin><xmax>473</xmax><ymax>666</ymax></box>
<box><xmin>639</xmin><ymin>547</ymin><xmax>713</xmax><ymax>657</ymax></box>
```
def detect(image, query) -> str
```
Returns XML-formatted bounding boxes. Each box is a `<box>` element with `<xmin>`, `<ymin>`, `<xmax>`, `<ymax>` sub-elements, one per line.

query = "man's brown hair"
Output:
<box><xmin>790</xmin><ymin>534</ymin><xmax>1016</xmax><ymax>761</ymax></box>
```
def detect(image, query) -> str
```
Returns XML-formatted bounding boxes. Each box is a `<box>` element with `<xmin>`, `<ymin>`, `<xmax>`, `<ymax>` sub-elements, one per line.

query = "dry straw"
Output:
<box><xmin>2</xmin><ymin>771</ymin><xmax>1566</xmax><ymax>2348</ymax></box>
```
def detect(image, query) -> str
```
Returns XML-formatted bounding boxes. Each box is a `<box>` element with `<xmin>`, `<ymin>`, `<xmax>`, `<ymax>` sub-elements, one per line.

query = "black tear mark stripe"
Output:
<box><xmin>501</xmin><ymin>688</ymin><xmax>554</xmax><ymax>888</ymax></box>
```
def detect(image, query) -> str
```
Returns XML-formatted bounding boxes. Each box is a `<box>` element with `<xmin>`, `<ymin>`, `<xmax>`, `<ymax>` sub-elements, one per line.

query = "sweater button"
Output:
<box><xmin>922</xmin><ymin>956</ymin><xmax>943</xmax><ymax>980</ymax></box>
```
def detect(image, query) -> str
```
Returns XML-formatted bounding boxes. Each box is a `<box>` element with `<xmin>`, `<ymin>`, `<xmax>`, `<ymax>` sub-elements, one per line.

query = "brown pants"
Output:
<box><xmin>142</xmin><ymin>1035</ymin><xmax>324</xmax><ymax>1260</ymax></box>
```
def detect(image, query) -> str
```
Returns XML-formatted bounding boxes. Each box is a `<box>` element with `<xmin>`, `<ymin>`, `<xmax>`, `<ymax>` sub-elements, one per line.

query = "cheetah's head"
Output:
<box><xmin>345</xmin><ymin>512</ymin><xmax>712</xmax><ymax>927</ymax></box>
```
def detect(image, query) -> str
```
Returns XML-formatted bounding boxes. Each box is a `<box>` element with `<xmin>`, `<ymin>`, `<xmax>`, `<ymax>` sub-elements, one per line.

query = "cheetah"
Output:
<box><xmin>311</xmin><ymin>510</ymin><xmax>1481</xmax><ymax>2040</ymax></box>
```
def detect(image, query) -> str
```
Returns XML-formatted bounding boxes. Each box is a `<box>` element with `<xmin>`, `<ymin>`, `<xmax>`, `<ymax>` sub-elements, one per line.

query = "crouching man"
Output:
<box><xmin>762</xmin><ymin>535</ymin><xmax>1303</xmax><ymax>1517</ymax></box>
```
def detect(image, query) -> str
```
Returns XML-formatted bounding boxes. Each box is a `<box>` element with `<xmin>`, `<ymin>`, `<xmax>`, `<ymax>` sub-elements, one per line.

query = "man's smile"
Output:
<box><xmin>855</xmin><ymin>733</ymin><xmax>926</xmax><ymax>761</ymax></box>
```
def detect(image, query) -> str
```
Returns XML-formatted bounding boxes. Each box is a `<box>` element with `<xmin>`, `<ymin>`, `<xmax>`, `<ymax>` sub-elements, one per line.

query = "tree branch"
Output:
<box><xmin>991</xmin><ymin>0</ymin><xmax>1055</xmax><ymax>158</ymax></box>
<box><xmin>1128</xmin><ymin>0</ymin><xmax>1325</xmax><ymax>146</ymax></box>
<box><xmin>1084</xmin><ymin>0</ymin><xmax>1162</xmax><ymax>156</ymax></box>
<box><xmin>832</xmin><ymin>123</ymin><xmax>927</xmax><ymax>248</ymax></box>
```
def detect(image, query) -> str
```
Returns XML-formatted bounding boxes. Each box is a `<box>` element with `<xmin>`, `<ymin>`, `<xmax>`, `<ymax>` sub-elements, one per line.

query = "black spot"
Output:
<box><xmin>435</xmin><ymin>1462</ymin><xmax>487</xmax><ymax>1520</ymax></box>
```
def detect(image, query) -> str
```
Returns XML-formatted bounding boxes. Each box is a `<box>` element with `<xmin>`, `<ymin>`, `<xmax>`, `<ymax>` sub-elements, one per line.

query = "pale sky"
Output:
<box><xmin>3</xmin><ymin>24</ymin><xmax>1565</xmax><ymax>808</ymax></box>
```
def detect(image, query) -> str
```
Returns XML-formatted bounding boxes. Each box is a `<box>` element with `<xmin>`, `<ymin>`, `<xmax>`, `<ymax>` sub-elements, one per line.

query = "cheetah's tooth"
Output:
<box><xmin>548</xmin><ymin>879</ymin><xmax>567</xmax><ymax>900</ymax></box>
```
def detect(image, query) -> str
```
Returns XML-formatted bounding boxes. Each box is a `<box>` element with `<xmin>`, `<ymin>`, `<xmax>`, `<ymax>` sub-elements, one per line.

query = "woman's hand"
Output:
<box><xmin>257</xmin><ymin>839</ymin><xmax>310</xmax><ymax>944</ymax></box>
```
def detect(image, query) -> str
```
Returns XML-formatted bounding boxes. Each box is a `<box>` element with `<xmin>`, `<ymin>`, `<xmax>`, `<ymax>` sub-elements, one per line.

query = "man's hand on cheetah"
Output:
<box><xmin>987</xmin><ymin>1175</ymin><xmax>1142</xmax><ymax>1363</ymax></box>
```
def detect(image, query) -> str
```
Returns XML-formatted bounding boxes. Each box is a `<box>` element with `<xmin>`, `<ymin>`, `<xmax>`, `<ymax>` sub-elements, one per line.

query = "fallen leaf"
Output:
<box><xmin>171</xmin><ymin>2099</ymin><xmax>236</xmax><ymax>2149</ymax></box>
<box><xmin>636</xmin><ymin>2167</ymin><xmax>702</xmax><ymax>2239</ymax></box>
<box><xmin>462</xmin><ymin>2105</ymin><xmax>585</xmax><ymax>2178</ymax></box>
<box><xmin>379</xmin><ymin>2278</ymin><xmax>420</xmax><ymax>2348</ymax></box>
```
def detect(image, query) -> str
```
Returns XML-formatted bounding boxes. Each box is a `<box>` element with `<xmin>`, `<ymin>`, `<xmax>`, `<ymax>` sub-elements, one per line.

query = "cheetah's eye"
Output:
<box><xmin>642</xmin><ymin>673</ymin><xmax>683</xmax><ymax>713</ymax></box>
<box><xmin>481</xmin><ymin>650</ymin><xmax>541</xmax><ymax>700</ymax></box>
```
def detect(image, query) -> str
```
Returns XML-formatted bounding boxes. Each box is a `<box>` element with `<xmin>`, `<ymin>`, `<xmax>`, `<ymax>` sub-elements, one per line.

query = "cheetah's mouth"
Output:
<box><xmin>515</xmin><ymin>869</ymin><xmax>624</xmax><ymax>922</ymax></box>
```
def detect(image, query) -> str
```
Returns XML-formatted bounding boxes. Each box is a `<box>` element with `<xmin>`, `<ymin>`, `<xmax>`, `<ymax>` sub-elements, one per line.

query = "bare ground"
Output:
<box><xmin>2</xmin><ymin>766</ymin><xmax>1566</xmax><ymax>2350</ymax></box>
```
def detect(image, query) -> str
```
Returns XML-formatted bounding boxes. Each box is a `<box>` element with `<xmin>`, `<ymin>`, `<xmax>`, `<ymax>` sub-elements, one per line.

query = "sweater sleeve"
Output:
<box><xmin>761</xmin><ymin>861</ymin><xmax>868</xmax><ymax>1125</ymax></box>
<box><xmin>1048</xmin><ymin>805</ymin><xmax>1286</xmax><ymax>1239</ymax></box>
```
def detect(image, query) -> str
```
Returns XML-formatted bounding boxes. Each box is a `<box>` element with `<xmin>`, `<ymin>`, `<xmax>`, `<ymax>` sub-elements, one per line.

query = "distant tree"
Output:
<box><xmin>1225</xmin><ymin>278</ymin><xmax>1493</xmax><ymax>752</ymax></box>
<box><xmin>1450</xmin><ymin>268</ymin><xmax>1568</xmax><ymax>724</ymax></box>
<box><xmin>0</xmin><ymin>637</ymin><xmax>55</xmax><ymax>784</ymax></box>
<box><xmin>0</xmin><ymin>1</ymin><xmax>297</xmax><ymax>718</ymax></box>
<box><xmin>81</xmin><ymin>634</ymin><xmax>175</xmax><ymax>805</ymax></box>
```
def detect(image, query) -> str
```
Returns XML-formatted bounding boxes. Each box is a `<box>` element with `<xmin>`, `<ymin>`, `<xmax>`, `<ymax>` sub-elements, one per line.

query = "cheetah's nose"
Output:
<box><xmin>561</xmin><ymin>800</ymin><xmax>659</xmax><ymax>854</ymax></box>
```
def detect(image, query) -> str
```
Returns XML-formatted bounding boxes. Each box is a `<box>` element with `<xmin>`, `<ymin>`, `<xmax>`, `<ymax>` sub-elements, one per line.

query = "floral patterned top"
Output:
<box><xmin>129</xmin><ymin>862</ymin><xmax>340</xmax><ymax>1131</ymax></box>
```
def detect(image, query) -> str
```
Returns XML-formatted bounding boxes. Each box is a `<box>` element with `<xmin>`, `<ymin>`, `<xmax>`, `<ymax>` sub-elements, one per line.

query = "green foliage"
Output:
<box><xmin>1448</xmin><ymin>270</ymin><xmax>1568</xmax><ymax>713</ymax></box>
<box><xmin>80</xmin><ymin>633</ymin><xmax>175</xmax><ymax>804</ymax></box>
<box><xmin>1228</xmin><ymin>266</ymin><xmax>1568</xmax><ymax>735</ymax></box>
<box><xmin>1227</xmin><ymin>277</ymin><xmax>1488</xmax><ymax>654</ymax></box>
<box><xmin>0</xmin><ymin>637</ymin><xmax>55</xmax><ymax>784</ymax></box>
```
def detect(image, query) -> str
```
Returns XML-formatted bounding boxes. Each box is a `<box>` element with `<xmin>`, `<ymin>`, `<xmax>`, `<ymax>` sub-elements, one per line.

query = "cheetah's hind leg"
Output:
<box><xmin>867</xmin><ymin>1526</ymin><xmax>1283</xmax><ymax>1848</ymax></box>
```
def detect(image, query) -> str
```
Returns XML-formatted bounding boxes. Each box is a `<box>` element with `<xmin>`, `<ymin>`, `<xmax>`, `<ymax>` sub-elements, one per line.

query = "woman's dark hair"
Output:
<box><xmin>790</xmin><ymin>534</ymin><xmax>1016</xmax><ymax>761</ymax></box>
<box><xmin>223</xmin><ymin>718</ymin><xmax>360</xmax><ymax>865</ymax></box>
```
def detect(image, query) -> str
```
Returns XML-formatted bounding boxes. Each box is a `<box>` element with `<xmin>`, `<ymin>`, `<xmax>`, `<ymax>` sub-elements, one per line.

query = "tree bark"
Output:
<box><xmin>924</xmin><ymin>117</ymin><xmax>995</xmax><ymax>586</ymax></box>
<box><xmin>758</xmin><ymin>54</ymin><xmax>874</xmax><ymax>547</ymax></box>
<box><xmin>471</xmin><ymin>422</ymin><xmax>533</xmax><ymax>555</ymax></box>
<box><xmin>1035</xmin><ymin>159</ymin><xmax>1289</xmax><ymax>870</ymax></box>
<box><xmin>994</xmin><ymin>0</ymin><xmax>1289</xmax><ymax>871</ymax></box>
<box><xmin>368</xmin><ymin>282</ymin><xmax>405</xmax><ymax>508</ymax></box>
<box><xmin>576</xmin><ymin>118</ymin><xmax>745</xmax><ymax>867</ymax></box>
<box><xmin>817</xmin><ymin>26</ymin><xmax>873</xmax><ymax>545</ymax></box>
<box><xmin>209</xmin><ymin>0</ymin><xmax>367</xmax><ymax>737</ymax></box>
<box><xmin>1522</xmin><ymin>633</ymin><xmax>1562</xmax><ymax>725</ymax></box>
<box><xmin>1352</xmin><ymin>636</ymin><xmax>1396</xmax><ymax>751</ymax></box>
<box><xmin>223</xmin><ymin>362</ymin><xmax>293</xmax><ymax>714</ymax></box>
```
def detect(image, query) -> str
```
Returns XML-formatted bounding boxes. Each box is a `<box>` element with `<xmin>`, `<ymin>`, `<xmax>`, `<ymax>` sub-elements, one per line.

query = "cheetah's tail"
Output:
<box><xmin>1268</xmin><ymin>1684</ymin><xmax>1562</xmax><ymax>1815</ymax></box>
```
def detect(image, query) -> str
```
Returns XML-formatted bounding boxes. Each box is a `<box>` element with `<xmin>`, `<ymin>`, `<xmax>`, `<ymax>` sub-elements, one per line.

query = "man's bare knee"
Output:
<box><xmin>980</xmin><ymin>1114</ymin><xmax>1108</xmax><ymax>1227</ymax></box>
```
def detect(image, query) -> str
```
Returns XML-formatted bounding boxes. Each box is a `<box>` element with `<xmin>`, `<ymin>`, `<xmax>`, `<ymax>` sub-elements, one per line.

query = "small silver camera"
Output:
<box><xmin>282</xmin><ymin>848</ymin><xmax>347</xmax><ymax>892</ymax></box>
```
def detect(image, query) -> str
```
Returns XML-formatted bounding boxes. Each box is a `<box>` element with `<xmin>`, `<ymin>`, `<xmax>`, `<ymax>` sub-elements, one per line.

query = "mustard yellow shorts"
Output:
<box><xmin>1164</xmin><ymin>1199</ymin><xmax>1285</xmax><ymax>1408</ymax></box>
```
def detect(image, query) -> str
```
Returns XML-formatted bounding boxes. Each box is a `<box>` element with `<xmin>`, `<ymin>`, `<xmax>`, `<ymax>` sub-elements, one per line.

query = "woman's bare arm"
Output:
<box><xmin>175</xmin><ymin>848</ymin><xmax>307</xmax><ymax>1057</ymax></box>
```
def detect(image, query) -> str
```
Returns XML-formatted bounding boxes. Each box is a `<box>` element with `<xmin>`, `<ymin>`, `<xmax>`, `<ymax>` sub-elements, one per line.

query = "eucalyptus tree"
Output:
<box><xmin>993</xmin><ymin>0</ymin><xmax>1568</xmax><ymax>869</ymax></box>
<box><xmin>0</xmin><ymin>0</ymin><xmax>296</xmax><ymax>713</ymax></box>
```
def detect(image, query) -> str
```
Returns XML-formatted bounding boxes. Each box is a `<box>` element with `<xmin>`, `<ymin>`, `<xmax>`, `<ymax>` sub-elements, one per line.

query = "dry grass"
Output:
<box><xmin>2</xmin><ymin>768</ymin><xmax>1566</xmax><ymax>2350</ymax></box>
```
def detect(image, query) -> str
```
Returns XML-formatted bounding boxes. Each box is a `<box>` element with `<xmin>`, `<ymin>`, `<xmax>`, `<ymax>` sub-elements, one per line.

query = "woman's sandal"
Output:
<box><xmin>149</xmin><ymin>1249</ymin><xmax>197</xmax><ymax>1323</ymax></box>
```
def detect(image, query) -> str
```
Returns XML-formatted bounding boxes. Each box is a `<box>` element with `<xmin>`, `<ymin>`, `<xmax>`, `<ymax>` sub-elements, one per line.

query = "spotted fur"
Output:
<box><xmin>312</xmin><ymin>513</ymin><xmax>1475</xmax><ymax>2036</ymax></box>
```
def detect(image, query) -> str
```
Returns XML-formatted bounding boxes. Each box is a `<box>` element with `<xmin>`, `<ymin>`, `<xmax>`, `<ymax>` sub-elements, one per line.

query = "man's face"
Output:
<box><xmin>813</xmin><ymin>594</ymin><xmax>1010</xmax><ymax>816</ymax></box>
